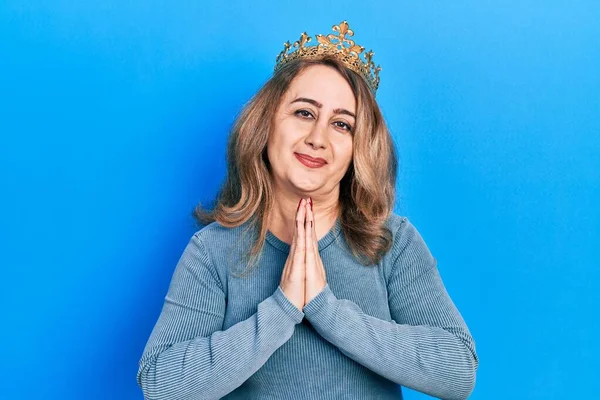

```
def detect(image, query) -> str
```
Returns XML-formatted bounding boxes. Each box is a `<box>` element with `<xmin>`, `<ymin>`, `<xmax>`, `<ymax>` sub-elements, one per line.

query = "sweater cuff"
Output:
<box><xmin>273</xmin><ymin>285</ymin><xmax>305</xmax><ymax>324</ymax></box>
<box><xmin>302</xmin><ymin>284</ymin><xmax>337</xmax><ymax>323</ymax></box>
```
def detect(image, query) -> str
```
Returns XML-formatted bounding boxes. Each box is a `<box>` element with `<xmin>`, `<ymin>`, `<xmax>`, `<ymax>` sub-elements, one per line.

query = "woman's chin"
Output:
<box><xmin>291</xmin><ymin>178</ymin><xmax>321</xmax><ymax>192</ymax></box>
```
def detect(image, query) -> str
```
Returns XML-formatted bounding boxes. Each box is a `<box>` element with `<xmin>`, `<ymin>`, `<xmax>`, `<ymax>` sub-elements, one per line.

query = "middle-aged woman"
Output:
<box><xmin>137</xmin><ymin>20</ymin><xmax>479</xmax><ymax>400</ymax></box>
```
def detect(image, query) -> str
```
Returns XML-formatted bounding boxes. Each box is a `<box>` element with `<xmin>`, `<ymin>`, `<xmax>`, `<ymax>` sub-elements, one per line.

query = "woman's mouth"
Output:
<box><xmin>294</xmin><ymin>153</ymin><xmax>327</xmax><ymax>168</ymax></box>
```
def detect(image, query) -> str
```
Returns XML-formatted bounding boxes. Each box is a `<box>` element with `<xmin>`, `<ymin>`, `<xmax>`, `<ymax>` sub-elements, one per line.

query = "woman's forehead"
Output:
<box><xmin>286</xmin><ymin>71</ymin><xmax>356</xmax><ymax>111</ymax></box>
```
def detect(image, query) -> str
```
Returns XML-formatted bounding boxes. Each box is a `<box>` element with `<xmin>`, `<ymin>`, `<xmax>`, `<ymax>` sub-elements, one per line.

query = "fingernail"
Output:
<box><xmin>297</xmin><ymin>198</ymin><xmax>302</xmax><ymax>211</ymax></box>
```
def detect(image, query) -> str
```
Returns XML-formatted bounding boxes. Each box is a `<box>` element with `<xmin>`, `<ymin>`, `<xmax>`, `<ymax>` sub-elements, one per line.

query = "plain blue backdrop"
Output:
<box><xmin>1</xmin><ymin>1</ymin><xmax>598</xmax><ymax>399</ymax></box>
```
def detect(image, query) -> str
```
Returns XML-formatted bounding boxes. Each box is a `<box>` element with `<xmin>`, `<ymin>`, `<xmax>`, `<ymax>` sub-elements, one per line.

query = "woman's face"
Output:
<box><xmin>268</xmin><ymin>64</ymin><xmax>355</xmax><ymax>197</ymax></box>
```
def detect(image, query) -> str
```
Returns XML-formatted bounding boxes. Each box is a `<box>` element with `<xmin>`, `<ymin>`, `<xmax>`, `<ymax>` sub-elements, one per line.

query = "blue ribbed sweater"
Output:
<box><xmin>137</xmin><ymin>214</ymin><xmax>479</xmax><ymax>399</ymax></box>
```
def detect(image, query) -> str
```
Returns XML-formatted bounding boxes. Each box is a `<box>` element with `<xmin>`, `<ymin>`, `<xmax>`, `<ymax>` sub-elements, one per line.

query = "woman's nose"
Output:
<box><xmin>305</xmin><ymin>121</ymin><xmax>328</xmax><ymax>148</ymax></box>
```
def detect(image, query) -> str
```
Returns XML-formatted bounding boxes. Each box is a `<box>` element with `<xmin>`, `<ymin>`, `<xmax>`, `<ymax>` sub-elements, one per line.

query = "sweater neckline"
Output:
<box><xmin>266</xmin><ymin>216</ymin><xmax>342</xmax><ymax>253</ymax></box>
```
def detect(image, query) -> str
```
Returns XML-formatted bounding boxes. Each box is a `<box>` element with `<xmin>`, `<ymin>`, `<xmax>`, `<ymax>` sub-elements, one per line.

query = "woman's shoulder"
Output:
<box><xmin>385</xmin><ymin>212</ymin><xmax>428</xmax><ymax>239</ymax></box>
<box><xmin>384</xmin><ymin>212</ymin><xmax>435</xmax><ymax>275</ymax></box>
<box><xmin>380</xmin><ymin>212</ymin><xmax>434</xmax><ymax>268</ymax></box>
<box><xmin>385</xmin><ymin>212</ymin><xmax>424</xmax><ymax>248</ymax></box>
<box><xmin>384</xmin><ymin>212</ymin><xmax>409</xmax><ymax>233</ymax></box>
<box><xmin>191</xmin><ymin>219</ymin><xmax>256</xmax><ymax>250</ymax></box>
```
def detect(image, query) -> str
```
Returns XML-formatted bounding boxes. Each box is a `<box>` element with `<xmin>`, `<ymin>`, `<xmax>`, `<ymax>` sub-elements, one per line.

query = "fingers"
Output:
<box><xmin>289</xmin><ymin>200</ymin><xmax>299</xmax><ymax>261</ymax></box>
<box><xmin>283</xmin><ymin>198</ymin><xmax>302</xmax><ymax>283</ymax></box>
<box><xmin>310</xmin><ymin>199</ymin><xmax>317</xmax><ymax>245</ymax></box>
<box><xmin>306</xmin><ymin>198</ymin><xmax>326</xmax><ymax>282</ymax></box>
<box><xmin>305</xmin><ymin>198</ymin><xmax>316</xmax><ymax>281</ymax></box>
<box><xmin>291</xmin><ymin>198</ymin><xmax>306</xmax><ymax>282</ymax></box>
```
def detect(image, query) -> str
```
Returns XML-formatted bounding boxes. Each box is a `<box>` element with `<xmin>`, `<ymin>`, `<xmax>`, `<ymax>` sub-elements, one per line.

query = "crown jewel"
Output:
<box><xmin>274</xmin><ymin>20</ymin><xmax>382</xmax><ymax>95</ymax></box>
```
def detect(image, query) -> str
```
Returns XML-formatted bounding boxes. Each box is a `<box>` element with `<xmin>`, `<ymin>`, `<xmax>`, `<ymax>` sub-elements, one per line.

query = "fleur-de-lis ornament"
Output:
<box><xmin>294</xmin><ymin>32</ymin><xmax>312</xmax><ymax>49</ymax></box>
<box><xmin>276</xmin><ymin>41</ymin><xmax>293</xmax><ymax>64</ymax></box>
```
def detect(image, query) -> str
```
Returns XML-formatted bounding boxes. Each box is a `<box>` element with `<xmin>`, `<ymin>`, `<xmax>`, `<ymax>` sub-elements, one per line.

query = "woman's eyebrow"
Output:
<box><xmin>290</xmin><ymin>97</ymin><xmax>356</xmax><ymax>119</ymax></box>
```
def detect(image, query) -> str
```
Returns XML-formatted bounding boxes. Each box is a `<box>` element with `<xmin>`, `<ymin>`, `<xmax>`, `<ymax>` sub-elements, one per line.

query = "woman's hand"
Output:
<box><xmin>279</xmin><ymin>198</ymin><xmax>307</xmax><ymax>311</ymax></box>
<box><xmin>279</xmin><ymin>197</ymin><xmax>328</xmax><ymax>311</ymax></box>
<box><xmin>303</xmin><ymin>197</ymin><xmax>327</xmax><ymax>307</ymax></box>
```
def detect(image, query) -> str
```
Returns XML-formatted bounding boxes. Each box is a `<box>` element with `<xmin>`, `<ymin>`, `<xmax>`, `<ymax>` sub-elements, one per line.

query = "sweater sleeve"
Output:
<box><xmin>302</xmin><ymin>217</ymin><xmax>479</xmax><ymax>400</ymax></box>
<box><xmin>136</xmin><ymin>233</ymin><xmax>305</xmax><ymax>400</ymax></box>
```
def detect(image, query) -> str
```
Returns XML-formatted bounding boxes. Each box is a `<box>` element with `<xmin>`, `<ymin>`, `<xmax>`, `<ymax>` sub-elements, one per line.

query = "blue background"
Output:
<box><xmin>1</xmin><ymin>1</ymin><xmax>598</xmax><ymax>399</ymax></box>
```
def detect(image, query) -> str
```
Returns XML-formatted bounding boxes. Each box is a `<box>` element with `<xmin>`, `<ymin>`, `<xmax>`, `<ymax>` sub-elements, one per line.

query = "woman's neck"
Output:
<box><xmin>267</xmin><ymin>193</ymin><xmax>340</xmax><ymax>245</ymax></box>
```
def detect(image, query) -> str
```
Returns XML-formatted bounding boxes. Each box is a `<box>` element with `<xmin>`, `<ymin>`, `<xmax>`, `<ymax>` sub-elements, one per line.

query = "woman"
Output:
<box><xmin>137</xmin><ymin>20</ymin><xmax>479</xmax><ymax>400</ymax></box>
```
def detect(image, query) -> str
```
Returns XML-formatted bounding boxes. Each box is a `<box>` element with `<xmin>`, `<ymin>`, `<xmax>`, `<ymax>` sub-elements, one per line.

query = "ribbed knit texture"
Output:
<box><xmin>137</xmin><ymin>214</ymin><xmax>479</xmax><ymax>400</ymax></box>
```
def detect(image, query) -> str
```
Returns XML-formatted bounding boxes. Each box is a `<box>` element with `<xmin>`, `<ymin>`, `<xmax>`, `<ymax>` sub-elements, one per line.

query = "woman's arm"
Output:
<box><xmin>137</xmin><ymin>233</ymin><xmax>304</xmax><ymax>400</ymax></box>
<box><xmin>302</xmin><ymin>217</ymin><xmax>479</xmax><ymax>400</ymax></box>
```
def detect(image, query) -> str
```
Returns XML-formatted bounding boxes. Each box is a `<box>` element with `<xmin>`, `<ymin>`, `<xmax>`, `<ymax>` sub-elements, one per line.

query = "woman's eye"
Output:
<box><xmin>335</xmin><ymin>121</ymin><xmax>353</xmax><ymax>132</ymax></box>
<box><xmin>295</xmin><ymin>109</ymin><xmax>313</xmax><ymax>119</ymax></box>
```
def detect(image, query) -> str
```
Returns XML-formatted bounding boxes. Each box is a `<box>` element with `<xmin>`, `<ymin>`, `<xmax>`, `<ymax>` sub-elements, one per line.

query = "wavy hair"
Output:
<box><xmin>193</xmin><ymin>55</ymin><xmax>398</xmax><ymax>276</ymax></box>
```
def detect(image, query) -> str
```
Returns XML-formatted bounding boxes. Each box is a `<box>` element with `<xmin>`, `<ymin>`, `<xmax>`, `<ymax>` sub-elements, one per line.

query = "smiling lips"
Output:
<box><xmin>294</xmin><ymin>153</ymin><xmax>327</xmax><ymax>168</ymax></box>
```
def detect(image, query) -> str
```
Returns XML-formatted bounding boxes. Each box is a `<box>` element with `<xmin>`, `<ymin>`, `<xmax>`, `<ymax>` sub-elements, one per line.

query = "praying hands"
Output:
<box><xmin>279</xmin><ymin>197</ymin><xmax>328</xmax><ymax>311</ymax></box>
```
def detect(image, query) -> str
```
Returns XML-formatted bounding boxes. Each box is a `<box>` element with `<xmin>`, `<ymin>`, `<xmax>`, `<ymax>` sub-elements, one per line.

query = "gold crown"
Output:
<box><xmin>274</xmin><ymin>20</ymin><xmax>382</xmax><ymax>95</ymax></box>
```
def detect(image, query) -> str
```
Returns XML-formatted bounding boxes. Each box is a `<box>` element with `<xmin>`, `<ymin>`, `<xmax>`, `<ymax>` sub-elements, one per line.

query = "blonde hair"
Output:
<box><xmin>193</xmin><ymin>55</ymin><xmax>398</xmax><ymax>276</ymax></box>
